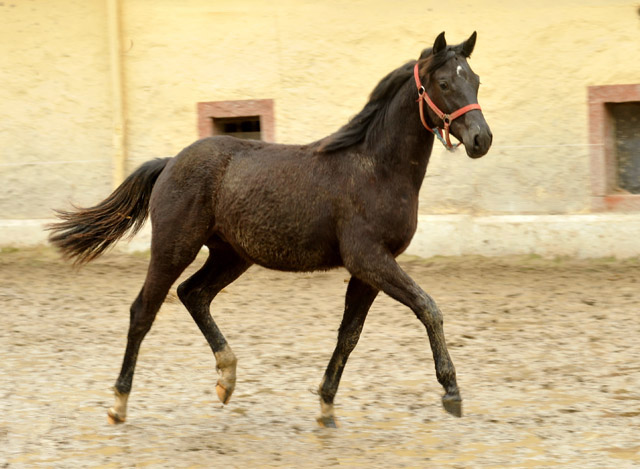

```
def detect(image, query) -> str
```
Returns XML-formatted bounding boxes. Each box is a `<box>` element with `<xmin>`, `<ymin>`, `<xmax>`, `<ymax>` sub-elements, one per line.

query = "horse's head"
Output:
<box><xmin>416</xmin><ymin>32</ymin><xmax>492</xmax><ymax>158</ymax></box>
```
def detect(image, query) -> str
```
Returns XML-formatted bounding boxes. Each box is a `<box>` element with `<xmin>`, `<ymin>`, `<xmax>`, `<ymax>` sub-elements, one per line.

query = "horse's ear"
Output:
<box><xmin>433</xmin><ymin>32</ymin><xmax>447</xmax><ymax>55</ymax></box>
<box><xmin>462</xmin><ymin>31</ymin><xmax>477</xmax><ymax>57</ymax></box>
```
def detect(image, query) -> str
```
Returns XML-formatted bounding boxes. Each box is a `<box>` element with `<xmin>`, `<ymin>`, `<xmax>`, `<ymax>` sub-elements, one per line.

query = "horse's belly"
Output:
<box><xmin>216</xmin><ymin>209</ymin><xmax>341</xmax><ymax>272</ymax></box>
<box><xmin>231</xmin><ymin>228</ymin><xmax>341</xmax><ymax>271</ymax></box>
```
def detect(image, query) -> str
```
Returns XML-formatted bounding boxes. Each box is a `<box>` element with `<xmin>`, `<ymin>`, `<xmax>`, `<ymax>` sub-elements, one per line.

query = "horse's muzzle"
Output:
<box><xmin>465</xmin><ymin>126</ymin><xmax>492</xmax><ymax>159</ymax></box>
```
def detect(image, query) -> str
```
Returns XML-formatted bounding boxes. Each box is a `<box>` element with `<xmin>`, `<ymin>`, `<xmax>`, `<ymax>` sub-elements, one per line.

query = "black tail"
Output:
<box><xmin>47</xmin><ymin>157</ymin><xmax>171</xmax><ymax>264</ymax></box>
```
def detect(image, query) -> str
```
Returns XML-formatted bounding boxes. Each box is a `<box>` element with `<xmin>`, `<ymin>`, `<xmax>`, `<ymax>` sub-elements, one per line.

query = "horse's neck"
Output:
<box><xmin>370</xmin><ymin>80</ymin><xmax>435</xmax><ymax>191</ymax></box>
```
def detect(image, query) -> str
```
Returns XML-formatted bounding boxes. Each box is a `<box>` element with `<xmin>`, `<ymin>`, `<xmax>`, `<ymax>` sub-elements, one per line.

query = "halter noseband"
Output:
<box><xmin>413</xmin><ymin>62</ymin><xmax>481</xmax><ymax>151</ymax></box>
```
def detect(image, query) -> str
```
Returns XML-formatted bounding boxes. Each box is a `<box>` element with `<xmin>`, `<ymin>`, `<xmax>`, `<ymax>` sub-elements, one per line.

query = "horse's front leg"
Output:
<box><xmin>318</xmin><ymin>276</ymin><xmax>378</xmax><ymax>427</ymax></box>
<box><xmin>342</xmin><ymin>240</ymin><xmax>462</xmax><ymax>417</ymax></box>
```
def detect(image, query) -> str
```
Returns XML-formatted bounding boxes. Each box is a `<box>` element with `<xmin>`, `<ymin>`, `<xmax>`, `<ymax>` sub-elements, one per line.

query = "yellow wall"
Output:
<box><xmin>1</xmin><ymin>0</ymin><xmax>639</xmax><ymax>220</ymax></box>
<box><xmin>0</xmin><ymin>0</ymin><xmax>112</xmax><ymax>217</ymax></box>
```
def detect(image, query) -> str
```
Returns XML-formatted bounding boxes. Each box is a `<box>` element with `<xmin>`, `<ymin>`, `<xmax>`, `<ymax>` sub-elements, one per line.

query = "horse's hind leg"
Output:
<box><xmin>107</xmin><ymin>237</ymin><xmax>202</xmax><ymax>424</ymax></box>
<box><xmin>177</xmin><ymin>243</ymin><xmax>251</xmax><ymax>406</ymax></box>
<box><xmin>318</xmin><ymin>276</ymin><xmax>378</xmax><ymax>427</ymax></box>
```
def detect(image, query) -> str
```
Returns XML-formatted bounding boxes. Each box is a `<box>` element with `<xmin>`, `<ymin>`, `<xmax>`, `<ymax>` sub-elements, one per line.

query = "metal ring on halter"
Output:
<box><xmin>418</xmin><ymin>86</ymin><xmax>425</xmax><ymax>96</ymax></box>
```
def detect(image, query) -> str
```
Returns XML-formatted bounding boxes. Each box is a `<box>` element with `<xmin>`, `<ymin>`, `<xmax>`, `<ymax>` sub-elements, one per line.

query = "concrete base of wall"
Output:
<box><xmin>2</xmin><ymin>214</ymin><xmax>639</xmax><ymax>259</ymax></box>
<box><xmin>406</xmin><ymin>214</ymin><xmax>640</xmax><ymax>259</ymax></box>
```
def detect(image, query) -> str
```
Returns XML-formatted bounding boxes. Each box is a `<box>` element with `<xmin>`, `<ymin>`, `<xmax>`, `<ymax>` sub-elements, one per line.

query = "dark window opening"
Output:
<box><xmin>212</xmin><ymin>116</ymin><xmax>261</xmax><ymax>140</ymax></box>
<box><xmin>198</xmin><ymin>99</ymin><xmax>274</xmax><ymax>142</ymax></box>
<box><xmin>609</xmin><ymin>102</ymin><xmax>640</xmax><ymax>194</ymax></box>
<box><xmin>588</xmin><ymin>85</ymin><xmax>640</xmax><ymax>211</ymax></box>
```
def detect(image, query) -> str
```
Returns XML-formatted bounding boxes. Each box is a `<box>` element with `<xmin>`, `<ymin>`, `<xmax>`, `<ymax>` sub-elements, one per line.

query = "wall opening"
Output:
<box><xmin>588</xmin><ymin>84</ymin><xmax>640</xmax><ymax>211</ymax></box>
<box><xmin>212</xmin><ymin>116</ymin><xmax>261</xmax><ymax>140</ymax></box>
<box><xmin>197</xmin><ymin>99</ymin><xmax>275</xmax><ymax>142</ymax></box>
<box><xmin>608</xmin><ymin>102</ymin><xmax>640</xmax><ymax>194</ymax></box>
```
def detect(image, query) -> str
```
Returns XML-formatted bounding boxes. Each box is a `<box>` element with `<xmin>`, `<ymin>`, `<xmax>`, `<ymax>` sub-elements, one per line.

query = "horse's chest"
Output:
<box><xmin>371</xmin><ymin>194</ymin><xmax>419</xmax><ymax>253</ymax></box>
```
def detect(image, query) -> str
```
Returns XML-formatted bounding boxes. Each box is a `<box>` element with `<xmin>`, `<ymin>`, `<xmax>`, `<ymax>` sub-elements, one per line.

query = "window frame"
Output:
<box><xmin>197</xmin><ymin>99</ymin><xmax>275</xmax><ymax>142</ymax></box>
<box><xmin>588</xmin><ymin>84</ymin><xmax>640</xmax><ymax>211</ymax></box>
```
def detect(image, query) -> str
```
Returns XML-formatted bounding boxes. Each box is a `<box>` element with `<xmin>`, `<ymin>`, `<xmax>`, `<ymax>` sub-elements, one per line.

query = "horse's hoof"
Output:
<box><xmin>107</xmin><ymin>408</ymin><xmax>126</xmax><ymax>424</ymax></box>
<box><xmin>216</xmin><ymin>383</ymin><xmax>232</xmax><ymax>405</ymax></box>
<box><xmin>316</xmin><ymin>416</ymin><xmax>339</xmax><ymax>428</ymax></box>
<box><xmin>442</xmin><ymin>393</ymin><xmax>463</xmax><ymax>418</ymax></box>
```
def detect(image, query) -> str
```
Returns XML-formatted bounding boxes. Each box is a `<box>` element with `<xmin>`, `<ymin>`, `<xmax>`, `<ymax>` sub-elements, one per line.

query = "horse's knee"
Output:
<box><xmin>127</xmin><ymin>320</ymin><xmax>153</xmax><ymax>340</ymax></box>
<box><xmin>415</xmin><ymin>295</ymin><xmax>443</xmax><ymax>326</ymax></box>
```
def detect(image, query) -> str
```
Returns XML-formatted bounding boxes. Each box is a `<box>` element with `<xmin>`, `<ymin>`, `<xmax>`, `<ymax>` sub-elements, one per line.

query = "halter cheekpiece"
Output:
<box><xmin>413</xmin><ymin>62</ymin><xmax>481</xmax><ymax>151</ymax></box>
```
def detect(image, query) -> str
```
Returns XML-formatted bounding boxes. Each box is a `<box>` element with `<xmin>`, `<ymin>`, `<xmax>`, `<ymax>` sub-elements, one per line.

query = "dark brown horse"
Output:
<box><xmin>48</xmin><ymin>31</ymin><xmax>492</xmax><ymax>427</ymax></box>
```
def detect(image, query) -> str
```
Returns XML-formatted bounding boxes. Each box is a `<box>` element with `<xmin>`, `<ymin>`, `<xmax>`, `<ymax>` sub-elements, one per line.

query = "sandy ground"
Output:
<box><xmin>1</xmin><ymin>247</ymin><xmax>639</xmax><ymax>468</ymax></box>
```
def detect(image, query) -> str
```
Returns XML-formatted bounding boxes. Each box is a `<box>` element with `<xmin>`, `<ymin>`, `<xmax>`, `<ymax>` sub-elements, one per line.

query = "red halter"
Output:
<box><xmin>413</xmin><ymin>62</ymin><xmax>481</xmax><ymax>151</ymax></box>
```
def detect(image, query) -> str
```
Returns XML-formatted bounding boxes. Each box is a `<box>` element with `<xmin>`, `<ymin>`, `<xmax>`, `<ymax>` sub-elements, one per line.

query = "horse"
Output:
<box><xmin>48</xmin><ymin>31</ymin><xmax>492</xmax><ymax>428</ymax></box>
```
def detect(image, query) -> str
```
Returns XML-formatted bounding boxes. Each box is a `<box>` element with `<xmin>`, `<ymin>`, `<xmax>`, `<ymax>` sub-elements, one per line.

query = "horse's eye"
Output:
<box><xmin>439</xmin><ymin>82</ymin><xmax>449</xmax><ymax>91</ymax></box>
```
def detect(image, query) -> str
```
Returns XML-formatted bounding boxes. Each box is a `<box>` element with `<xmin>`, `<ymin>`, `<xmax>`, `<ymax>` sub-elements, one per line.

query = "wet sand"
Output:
<box><xmin>1</xmin><ymin>247</ymin><xmax>639</xmax><ymax>467</ymax></box>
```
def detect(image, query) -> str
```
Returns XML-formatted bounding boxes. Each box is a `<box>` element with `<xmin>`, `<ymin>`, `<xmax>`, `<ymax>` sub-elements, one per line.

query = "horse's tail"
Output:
<box><xmin>48</xmin><ymin>157</ymin><xmax>172</xmax><ymax>264</ymax></box>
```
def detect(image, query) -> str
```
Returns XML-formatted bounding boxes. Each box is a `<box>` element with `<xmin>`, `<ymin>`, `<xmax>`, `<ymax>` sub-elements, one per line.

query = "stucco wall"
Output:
<box><xmin>1</xmin><ymin>1</ymin><xmax>639</xmax><ymax>255</ymax></box>
<box><xmin>114</xmin><ymin>0</ymin><xmax>640</xmax><ymax>215</ymax></box>
<box><xmin>0</xmin><ymin>0</ymin><xmax>113</xmax><ymax>218</ymax></box>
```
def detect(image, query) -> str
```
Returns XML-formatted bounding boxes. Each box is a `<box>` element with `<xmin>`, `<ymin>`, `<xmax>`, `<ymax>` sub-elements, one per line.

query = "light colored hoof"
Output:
<box><xmin>107</xmin><ymin>408</ymin><xmax>126</xmax><ymax>424</ymax></box>
<box><xmin>317</xmin><ymin>400</ymin><xmax>338</xmax><ymax>428</ymax></box>
<box><xmin>216</xmin><ymin>383</ymin><xmax>233</xmax><ymax>405</ymax></box>
<box><xmin>214</xmin><ymin>344</ymin><xmax>236</xmax><ymax>405</ymax></box>
<box><xmin>109</xmin><ymin>388</ymin><xmax>129</xmax><ymax>424</ymax></box>
<box><xmin>316</xmin><ymin>415</ymin><xmax>339</xmax><ymax>428</ymax></box>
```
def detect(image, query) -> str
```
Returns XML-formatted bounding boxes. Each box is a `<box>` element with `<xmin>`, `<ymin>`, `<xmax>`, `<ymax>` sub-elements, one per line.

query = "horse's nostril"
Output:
<box><xmin>473</xmin><ymin>131</ymin><xmax>492</xmax><ymax>151</ymax></box>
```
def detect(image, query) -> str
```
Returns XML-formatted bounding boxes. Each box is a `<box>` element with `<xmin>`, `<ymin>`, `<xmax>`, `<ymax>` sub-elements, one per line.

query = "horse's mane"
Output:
<box><xmin>318</xmin><ymin>45</ymin><xmax>462</xmax><ymax>154</ymax></box>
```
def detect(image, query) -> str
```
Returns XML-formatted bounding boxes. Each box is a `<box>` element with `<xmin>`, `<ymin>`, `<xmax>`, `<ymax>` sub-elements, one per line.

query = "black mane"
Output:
<box><xmin>318</xmin><ymin>45</ymin><xmax>462</xmax><ymax>154</ymax></box>
<box><xmin>318</xmin><ymin>60</ymin><xmax>415</xmax><ymax>153</ymax></box>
